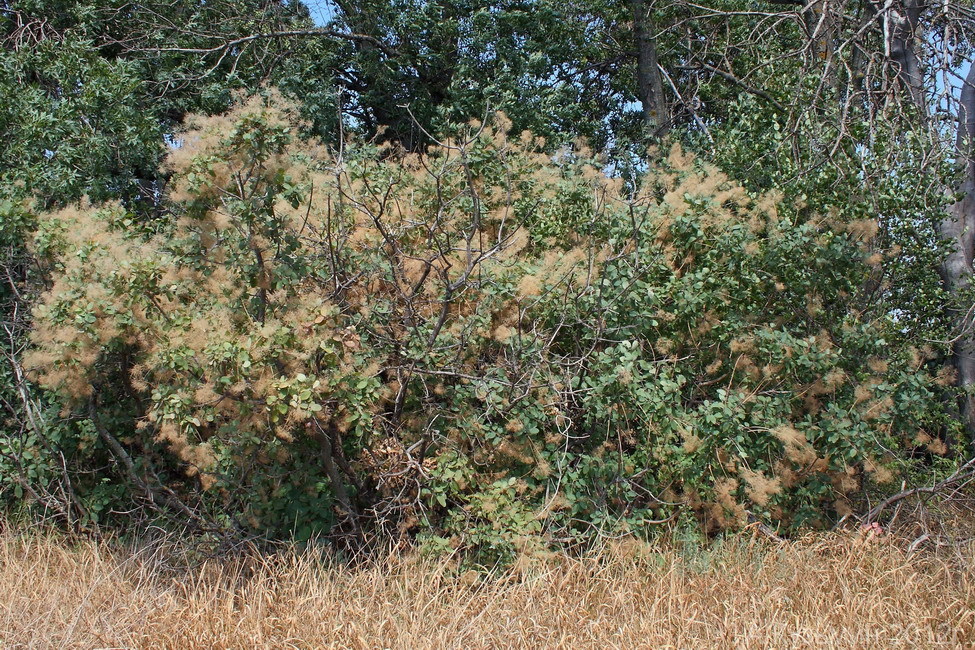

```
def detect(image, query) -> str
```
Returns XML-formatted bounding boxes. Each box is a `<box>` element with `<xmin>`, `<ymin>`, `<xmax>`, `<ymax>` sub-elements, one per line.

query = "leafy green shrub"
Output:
<box><xmin>24</xmin><ymin>95</ymin><xmax>953</xmax><ymax>560</ymax></box>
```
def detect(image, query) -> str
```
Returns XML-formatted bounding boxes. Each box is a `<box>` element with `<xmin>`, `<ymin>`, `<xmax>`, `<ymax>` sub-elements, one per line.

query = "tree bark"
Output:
<box><xmin>886</xmin><ymin>0</ymin><xmax>927</xmax><ymax>113</ymax></box>
<box><xmin>941</xmin><ymin>62</ymin><xmax>975</xmax><ymax>443</ymax></box>
<box><xmin>630</xmin><ymin>0</ymin><xmax>668</xmax><ymax>137</ymax></box>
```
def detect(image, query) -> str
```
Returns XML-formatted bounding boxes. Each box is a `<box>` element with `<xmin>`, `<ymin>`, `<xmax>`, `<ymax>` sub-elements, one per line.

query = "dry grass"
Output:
<box><xmin>1</xmin><ymin>528</ymin><xmax>973</xmax><ymax>649</ymax></box>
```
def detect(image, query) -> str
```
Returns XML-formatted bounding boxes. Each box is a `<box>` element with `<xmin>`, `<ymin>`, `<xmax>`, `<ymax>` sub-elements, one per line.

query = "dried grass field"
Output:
<box><xmin>1</xmin><ymin>527</ymin><xmax>973</xmax><ymax>649</ymax></box>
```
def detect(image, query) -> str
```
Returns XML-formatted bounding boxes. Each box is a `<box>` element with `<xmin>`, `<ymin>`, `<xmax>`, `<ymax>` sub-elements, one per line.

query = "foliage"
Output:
<box><xmin>0</xmin><ymin>0</ymin><xmax>325</xmax><ymax>527</ymax></box>
<box><xmin>0</xmin><ymin>38</ymin><xmax>160</xmax><ymax>210</ymax></box>
<box><xmin>2</xmin><ymin>0</ymin><xmax>973</xmax><ymax>561</ymax></box>
<box><xmin>315</xmin><ymin>0</ymin><xmax>637</xmax><ymax>153</ymax></box>
<box><xmin>23</xmin><ymin>98</ymin><xmax>954</xmax><ymax>560</ymax></box>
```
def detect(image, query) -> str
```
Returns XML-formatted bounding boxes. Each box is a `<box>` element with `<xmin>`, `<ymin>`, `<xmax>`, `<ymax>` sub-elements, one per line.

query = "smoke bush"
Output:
<box><xmin>25</xmin><ymin>95</ymin><xmax>951</xmax><ymax>562</ymax></box>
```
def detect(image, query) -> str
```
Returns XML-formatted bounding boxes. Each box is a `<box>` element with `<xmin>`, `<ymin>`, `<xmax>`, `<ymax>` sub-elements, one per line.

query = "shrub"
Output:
<box><xmin>24</xmin><ymin>94</ymin><xmax>952</xmax><ymax>562</ymax></box>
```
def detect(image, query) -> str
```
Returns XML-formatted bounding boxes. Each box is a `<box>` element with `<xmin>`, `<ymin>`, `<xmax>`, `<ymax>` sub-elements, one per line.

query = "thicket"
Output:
<box><xmin>13</xmin><ymin>95</ymin><xmax>954</xmax><ymax>563</ymax></box>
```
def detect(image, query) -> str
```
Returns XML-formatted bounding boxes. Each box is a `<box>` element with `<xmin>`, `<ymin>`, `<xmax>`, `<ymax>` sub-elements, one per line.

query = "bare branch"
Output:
<box><xmin>142</xmin><ymin>29</ymin><xmax>398</xmax><ymax>58</ymax></box>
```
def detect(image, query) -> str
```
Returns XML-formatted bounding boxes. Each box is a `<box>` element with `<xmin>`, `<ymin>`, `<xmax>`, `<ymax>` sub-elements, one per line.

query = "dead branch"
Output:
<box><xmin>142</xmin><ymin>29</ymin><xmax>398</xmax><ymax>58</ymax></box>
<box><xmin>864</xmin><ymin>457</ymin><xmax>975</xmax><ymax>523</ymax></box>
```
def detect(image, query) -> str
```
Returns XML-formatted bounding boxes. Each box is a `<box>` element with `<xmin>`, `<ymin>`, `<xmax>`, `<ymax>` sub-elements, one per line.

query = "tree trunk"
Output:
<box><xmin>630</xmin><ymin>0</ymin><xmax>667</xmax><ymax>137</ymax></box>
<box><xmin>871</xmin><ymin>0</ymin><xmax>975</xmax><ymax>443</ymax></box>
<box><xmin>887</xmin><ymin>0</ymin><xmax>927</xmax><ymax>113</ymax></box>
<box><xmin>940</xmin><ymin>62</ymin><xmax>975</xmax><ymax>443</ymax></box>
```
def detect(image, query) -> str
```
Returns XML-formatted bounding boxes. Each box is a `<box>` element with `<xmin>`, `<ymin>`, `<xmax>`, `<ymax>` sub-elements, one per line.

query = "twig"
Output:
<box><xmin>144</xmin><ymin>29</ymin><xmax>398</xmax><ymax>58</ymax></box>
<box><xmin>88</xmin><ymin>396</ymin><xmax>208</xmax><ymax>527</ymax></box>
<box><xmin>864</xmin><ymin>457</ymin><xmax>975</xmax><ymax>523</ymax></box>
